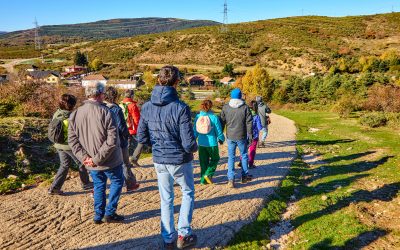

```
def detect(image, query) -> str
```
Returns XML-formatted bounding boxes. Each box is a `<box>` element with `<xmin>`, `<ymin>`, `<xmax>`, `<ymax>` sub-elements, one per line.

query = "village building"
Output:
<box><xmin>186</xmin><ymin>74</ymin><xmax>214</xmax><ymax>86</ymax></box>
<box><xmin>220</xmin><ymin>76</ymin><xmax>236</xmax><ymax>85</ymax></box>
<box><xmin>26</xmin><ymin>71</ymin><xmax>61</xmax><ymax>84</ymax></box>
<box><xmin>62</xmin><ymin>65</ymin><xmax>87</xmax><ymax>77</ymax></box>
<box><xmin>107</xmin><ymin>79</ymin><xmax>143</xmax><ymax>90</ymax></box>
<box><xmin>81</xmin><ymin>74</ymin><xmax>107</xmax><ymax>87</ymax></box>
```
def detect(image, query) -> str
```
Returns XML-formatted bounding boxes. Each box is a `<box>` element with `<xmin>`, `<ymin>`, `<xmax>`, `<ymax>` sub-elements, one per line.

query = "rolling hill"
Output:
<box><xmin>55</xmin><ymin>12</ymin><xmax>400</xmax><ymax>75</ymax></box>
<box><xmin>0</xmin><ymin>18</ymin><xmax>220</xmax><ymax>44</ymax></box>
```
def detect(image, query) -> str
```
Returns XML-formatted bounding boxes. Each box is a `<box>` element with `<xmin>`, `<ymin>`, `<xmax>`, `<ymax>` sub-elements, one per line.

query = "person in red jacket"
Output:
<box><xmin>120</xmin><ymin>89</ymin><xmax>143</xmax><ymax>167</ymax></box>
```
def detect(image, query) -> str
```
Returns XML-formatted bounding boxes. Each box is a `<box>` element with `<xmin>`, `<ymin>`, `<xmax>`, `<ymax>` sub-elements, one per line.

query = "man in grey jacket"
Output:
<box><xmin>68</xmin><ymin>82</ymin><xmax>124</xmax><ymax>224</ymax></box>
<box><xmin>220</xmin><ymin>88</ymin><xmax>253</xmax><ymax>188</ymax></box>
<box><xmin>255</xmin><ymin>96</ymin><xmax>271</xmax><ymax>147</ymax></box>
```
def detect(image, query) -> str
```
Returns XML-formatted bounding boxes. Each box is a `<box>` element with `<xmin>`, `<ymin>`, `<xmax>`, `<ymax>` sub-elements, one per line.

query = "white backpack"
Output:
<box><xmin>196</xmin><ymin>115</ymin><xmax>212</xmax><ymax>134</ymax></box>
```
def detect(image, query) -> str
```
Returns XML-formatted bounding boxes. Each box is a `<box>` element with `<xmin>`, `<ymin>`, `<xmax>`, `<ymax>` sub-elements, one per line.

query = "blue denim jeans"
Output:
<box><xmin>227</xmin><ymin>139</ymin><xmax>249</xmax><ymax>180</ymax></box>
<box><xmin>90</xmin><ymin>165</ymin><xmax>124</xmax><ymax>221</ymax></box>
<box><xmin>261</xmin><ymin>127</ymin><xmax>268</xmax><ymax>142</ymax></box>
<box><xmin>154</xmin><ymin>162</ymin><xmax>195</xmax><ymax>243</ymax></box>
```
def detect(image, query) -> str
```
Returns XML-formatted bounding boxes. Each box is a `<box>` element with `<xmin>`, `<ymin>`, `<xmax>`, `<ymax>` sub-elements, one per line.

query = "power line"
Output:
<box><xmin>33</xmin><ymin>17</ymin><xmax>41</xmax><ymax>50</ymax></box>
<box><xmin>221</xmin><ymin>0</ymin><xmax>229</xmax><ymax>33</ymax></box>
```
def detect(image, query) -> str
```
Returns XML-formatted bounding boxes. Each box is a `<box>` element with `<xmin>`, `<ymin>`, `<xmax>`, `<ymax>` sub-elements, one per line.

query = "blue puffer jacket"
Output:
<box><xmin>137</xmin><ymin>85</ymin><xmax>198</xmax><ymax>165</ymax></box>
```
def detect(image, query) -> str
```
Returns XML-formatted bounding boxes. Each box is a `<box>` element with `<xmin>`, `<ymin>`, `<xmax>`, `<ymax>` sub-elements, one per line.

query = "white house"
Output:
<box><xmin>81</xmin><ymin>74</ymin><xmax>107</xmax><ymax>87</ymax></box>
<box><xmin>220</xmin><ymin>77</ymin><xmax>236</xmax><ymax>85</ymax></box>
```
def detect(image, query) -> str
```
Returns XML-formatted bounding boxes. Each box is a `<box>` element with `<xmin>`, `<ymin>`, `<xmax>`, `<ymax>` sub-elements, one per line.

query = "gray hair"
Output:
<box><xmin>85</xmin><ymin>82</ymin><xmax>106</xmax><ymax>98</ymax></box>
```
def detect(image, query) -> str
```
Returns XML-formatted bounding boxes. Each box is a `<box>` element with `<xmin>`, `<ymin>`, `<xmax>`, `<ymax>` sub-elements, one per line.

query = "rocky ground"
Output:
<box><xmin>0</xmin><ymin>113</ymin><xmax>297</xmax><ymax>250</ymax></box>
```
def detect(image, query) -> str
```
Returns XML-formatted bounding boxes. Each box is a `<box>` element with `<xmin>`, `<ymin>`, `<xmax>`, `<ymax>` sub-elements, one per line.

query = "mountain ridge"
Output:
<box><xmin>0</xmin><ymin>17</ymin><xmax>220</xmax><ymax>44</ymax></box>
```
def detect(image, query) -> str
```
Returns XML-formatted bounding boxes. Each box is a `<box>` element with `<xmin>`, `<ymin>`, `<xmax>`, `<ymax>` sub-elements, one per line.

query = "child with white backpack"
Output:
<box><xmin>193</xmin><ymin>100</ymin><xmax>225</xmax><ymax>184</ymax></box>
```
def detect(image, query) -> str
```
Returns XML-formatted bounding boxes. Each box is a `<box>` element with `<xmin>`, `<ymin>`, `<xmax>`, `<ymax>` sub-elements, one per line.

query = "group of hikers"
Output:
<box><xmin>47</xmin><ymin>65</ymin><xmax>271</xmax><ymax>249</ymax></box>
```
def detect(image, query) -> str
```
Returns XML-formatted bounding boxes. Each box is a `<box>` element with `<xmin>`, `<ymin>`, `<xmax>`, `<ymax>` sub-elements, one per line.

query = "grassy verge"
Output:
<box><xmin>276</xmin><ymin>110</ymin><xmax>400</xmax><ymax>249</ymax></box>
<box><xmin>227</xmin><ymin>156</ymin><xmax>306</xmax><ymax>249</ymax></box>
<box><xmin>227</xmin><ymin>110</ymin><xmax>400</xmax><ymax>249</ymax></box>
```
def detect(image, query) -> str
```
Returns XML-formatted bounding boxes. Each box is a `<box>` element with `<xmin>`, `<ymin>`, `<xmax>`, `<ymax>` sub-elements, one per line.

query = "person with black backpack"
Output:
<box><xmin>48</xmin><ymin>94</ymin><xmax>93</xmax><ymax>195</ymax></box>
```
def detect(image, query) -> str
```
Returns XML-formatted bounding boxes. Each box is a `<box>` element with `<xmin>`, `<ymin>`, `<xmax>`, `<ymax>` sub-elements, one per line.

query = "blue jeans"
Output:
<box><xmin>90</xmin><ymin>165</ymin><xmax>124</xmax><ymax>221</ymax></box>
<box><xmin>227</xmin><ymin>139</ymin><xmax>249</xmax><ymax>180</ymax></box>
<box><xmin>261</xmin><ymin>127</ymin><xmax>268</xmax><ymax>142</ymax></box>
<box><xmin>154</xmin><ymin>162</ymin><xmax>195</xmax><ymax>243</ymax></box>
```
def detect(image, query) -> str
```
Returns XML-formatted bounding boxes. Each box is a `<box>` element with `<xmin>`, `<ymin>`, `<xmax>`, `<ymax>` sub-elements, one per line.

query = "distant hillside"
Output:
<box><xmin>0</xmin><ymin>32</ymin><xmax>7</xmax><ymax>35</ymax></box>
<box><xmin>57</xmin><ymin>12</ymin><xmax>400</xmax><ymax>75</ymax></box>
<box><xmin>0</xmin><ymin>18</ymin><xmax>219</xmax><ymax>44</ymax></box>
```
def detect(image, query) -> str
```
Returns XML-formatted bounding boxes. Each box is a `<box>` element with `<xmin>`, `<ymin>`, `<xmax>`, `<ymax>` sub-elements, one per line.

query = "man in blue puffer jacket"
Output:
<box><xmin>137</xmin><ymin>65</ymin><xmax>198</xmax><ymax>250</ymax></box>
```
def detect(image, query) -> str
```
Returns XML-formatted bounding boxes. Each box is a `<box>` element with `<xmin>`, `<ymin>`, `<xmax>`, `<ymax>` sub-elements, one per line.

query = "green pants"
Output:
<box><xmin>198</xmin><ymin>146</ymin><xmax>220</xmax><ymax>184</ymax></box>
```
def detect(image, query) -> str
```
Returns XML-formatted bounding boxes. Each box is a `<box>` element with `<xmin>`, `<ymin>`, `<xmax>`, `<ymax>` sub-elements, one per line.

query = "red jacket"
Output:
<box><xmin>121</xmin><ymin>97</ymin><xmax>140</xmax><ymax>135</ymax></box>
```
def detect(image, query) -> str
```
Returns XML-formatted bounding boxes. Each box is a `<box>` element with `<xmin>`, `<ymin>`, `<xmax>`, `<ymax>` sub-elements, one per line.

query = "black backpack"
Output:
<box><xmin>48</xmin><ymin>118</ymin><xmax>65</xmax><ymax>144</ymax></box>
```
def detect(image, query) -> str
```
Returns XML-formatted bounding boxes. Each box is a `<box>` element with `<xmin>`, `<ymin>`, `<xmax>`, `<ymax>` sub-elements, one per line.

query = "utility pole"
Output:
<box><xmin>221</xmin><ymin>0</ymin><xmax>229</xmax><ymax>33</ymax></box>
<box><xmin>33</xmin><ymin>17</ymin><xmax>41</xmax><ymax>50</ymax></box>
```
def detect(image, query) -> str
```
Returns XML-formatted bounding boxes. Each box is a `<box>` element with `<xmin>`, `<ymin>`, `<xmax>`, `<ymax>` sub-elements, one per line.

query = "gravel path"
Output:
<box><xmin>0</xmin><ymin>113</ymin><xmax>296</xmax><ymax>250</ymax></box>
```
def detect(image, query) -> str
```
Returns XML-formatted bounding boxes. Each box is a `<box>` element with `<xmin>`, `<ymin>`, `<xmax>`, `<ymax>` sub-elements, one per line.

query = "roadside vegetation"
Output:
<box><xmin>228</xmin><ymin>110</ymin><xmax>400</xmax><ymax>249</ymax></box>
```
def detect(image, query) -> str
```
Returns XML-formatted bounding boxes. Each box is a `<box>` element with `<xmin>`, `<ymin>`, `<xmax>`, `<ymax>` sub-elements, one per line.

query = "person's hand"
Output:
<box><xmin>84</xmin><ymin>157</ymin><xmax>95</xmax><ymax>167</ymax></box>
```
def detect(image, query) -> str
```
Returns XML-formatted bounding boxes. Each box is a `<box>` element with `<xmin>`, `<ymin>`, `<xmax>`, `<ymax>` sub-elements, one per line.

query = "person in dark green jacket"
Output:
<box><xmin>193</xmin><ymin>100</ymin><xmax>225</xmax><ymax>184</ymax></box>
<box><xmin>48</xmin><ymin>94</ymin><xmax>93</xmax><ymax>195</ymax></box>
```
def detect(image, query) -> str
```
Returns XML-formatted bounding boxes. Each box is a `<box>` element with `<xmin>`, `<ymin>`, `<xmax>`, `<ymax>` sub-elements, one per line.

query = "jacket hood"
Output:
<box><xmin>54</xmin><ymin>109</ymin><xmax>71</xmax><ymax>120</ymax></box>
<box><xmin>229</xmin><ymin>99</ymin><xmax>245</xmax><ymax>109</ymax></box>
<box><xmin>151</xmin><ymin>85</ymin><xmax>179</xmax><ymax>106</ymax></box>
<box><xmin>258</xmin><ymin>101</ymin><xmax>265</xmax><ymax>107</ymax></box>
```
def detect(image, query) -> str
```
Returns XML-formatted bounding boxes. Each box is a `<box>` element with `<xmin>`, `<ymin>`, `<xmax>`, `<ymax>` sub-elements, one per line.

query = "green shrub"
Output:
<box><xmin>0</xmin><ymin>178</ymin><xmax>22</xmax><ymax>194</ymax></box>
<box><xmin>332</xmin><ymin>95</ymin><xmax>363</xmax><ymax>118</ymax></box>
<box><xmin>359</xmin><ymin>112</ymin><xmax>387</xmax><ymax>128</ymax></box>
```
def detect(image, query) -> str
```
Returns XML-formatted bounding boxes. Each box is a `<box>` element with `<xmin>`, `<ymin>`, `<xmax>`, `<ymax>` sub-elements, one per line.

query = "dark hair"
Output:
<box><xmin>105</xmin><ymin>86</ymin><xmax>118</xmax><ymax>103</ymax></box>
<box><xmin>158</xmin><ymin>65</ymin><xmax>180</xmax><ymax>86</ymax></box>
<box><xmin>124</xmin><ymin>89</ymin><xmax>134</xmax><ymax>98</ymax></box>
<box><xmin>250</xmin><ymin>100</ymin><xmax>258</xmax><ymax>114</ymax></box>
<box><xmin>201</xmin><ymin>100</ymin><xmax>213</xmax><ymax>112</ymax></box>
<box><xmin>59</xmin><ymin>94</ymin><xmax>77</xmax><ymax>111</ymax></box>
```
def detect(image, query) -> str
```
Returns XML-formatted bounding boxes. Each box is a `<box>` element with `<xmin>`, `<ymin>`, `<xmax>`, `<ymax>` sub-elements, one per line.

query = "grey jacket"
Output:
<box><xmin>68</xmin><ymin>100</ymin><xmax>123</xmax><ymax>171</ymax></box>
<box><xmin>258</xmin><ymin>102</ymin><xmax>271</xmax><ymax>127</ymax></box>
<box><xmin>220</xmin><ymin>99</ymin><xmax>253</xmax><ymax>141</ymax></box>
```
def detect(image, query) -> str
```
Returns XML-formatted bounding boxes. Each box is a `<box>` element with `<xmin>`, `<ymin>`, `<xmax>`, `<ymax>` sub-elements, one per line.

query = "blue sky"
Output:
<box><xmin>1</xmin><ymin>0</ymin><xmax>399</xmax><ymax>32</ymax></box>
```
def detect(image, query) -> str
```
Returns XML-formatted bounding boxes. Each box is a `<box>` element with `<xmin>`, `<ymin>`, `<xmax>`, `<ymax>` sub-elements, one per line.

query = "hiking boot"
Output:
<box><xmin>241</xmin><ymin>174</ymin><xmax>253</xmax><ymax>184</ymax></box>
<box><xmin>249</xmin><ymin>164</ymin><xmax>257</xmax><ymax>169</ymax></box>
<box><xmin>105</xmin><ymin>213</ymin><xmax>125</xmax><ymax>223</ymax></box>
<box><xmin>227</xmin><ymin>180</ymin><xmax>235</xmax><ymax>188</ymax></box>
<box><xmin>238</xmin><ymin>161</ymin><xmax>242</xmax><ymax>167</ymax></box>
<box><xmin>163</xmin><ymin>242</ymin><xmax>176</xmax><ymax>250</ymax></box>
<box><xmin>48</xmin><ymin>189</ymin><xmax>65</xmax><ymax>196</ymax></box>
<box><xmin>203</xmin><ymin>176</ymin><xmax>213</xmax><ymax>184</ymax></box>
<box><xmin>126</xmin><ymin>183</ymin><xmax>140</xmax><ymax>193</ymax></box>
<box><xmin>129</xmin><ymin>157</ymin><xmax>141</xmax><ymax>167</ymax></box>
<box><xmin>177</xmin><ymin>234</ymin><xmax>197</xmax><ymax>249</ymax></box>
<box><xmin>94</xmin><ymin>219</ymin><xmax>103</xmax><ymax>225</ymax></box>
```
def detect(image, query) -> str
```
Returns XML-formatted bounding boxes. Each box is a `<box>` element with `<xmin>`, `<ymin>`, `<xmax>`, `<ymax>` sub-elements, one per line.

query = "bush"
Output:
<box><xmin>332</xmin><ymin>95</ymin><xmax>363</xmax><ymax>118</ymax></box>
<box><xmin>0</xmin><ymin>178</ymin><xmax>22</xmax><ymax>194</ymax></box>
<box><xmin>363</xmin><ymin>84</ymin><xmax>400</xmax><ymax>112</ymax></box>
<box><xmin>360</xmin><ymin>112</ymin><xmax>387</xmax><ymax>128</ymax></box>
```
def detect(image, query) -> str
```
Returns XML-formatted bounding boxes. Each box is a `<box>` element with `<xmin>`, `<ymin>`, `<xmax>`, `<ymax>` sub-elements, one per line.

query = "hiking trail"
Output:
<box><xmin>0</xmin><ymin>113</ymin><xmax>297</xmax><ymax>250</ymax></box>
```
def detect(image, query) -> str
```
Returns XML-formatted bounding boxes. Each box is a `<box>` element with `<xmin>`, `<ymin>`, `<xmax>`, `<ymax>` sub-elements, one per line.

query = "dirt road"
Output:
<box><xmin>0</xmin><ymin>113</ymin><xmax>296</xmax><ymax>250</ymax></box>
